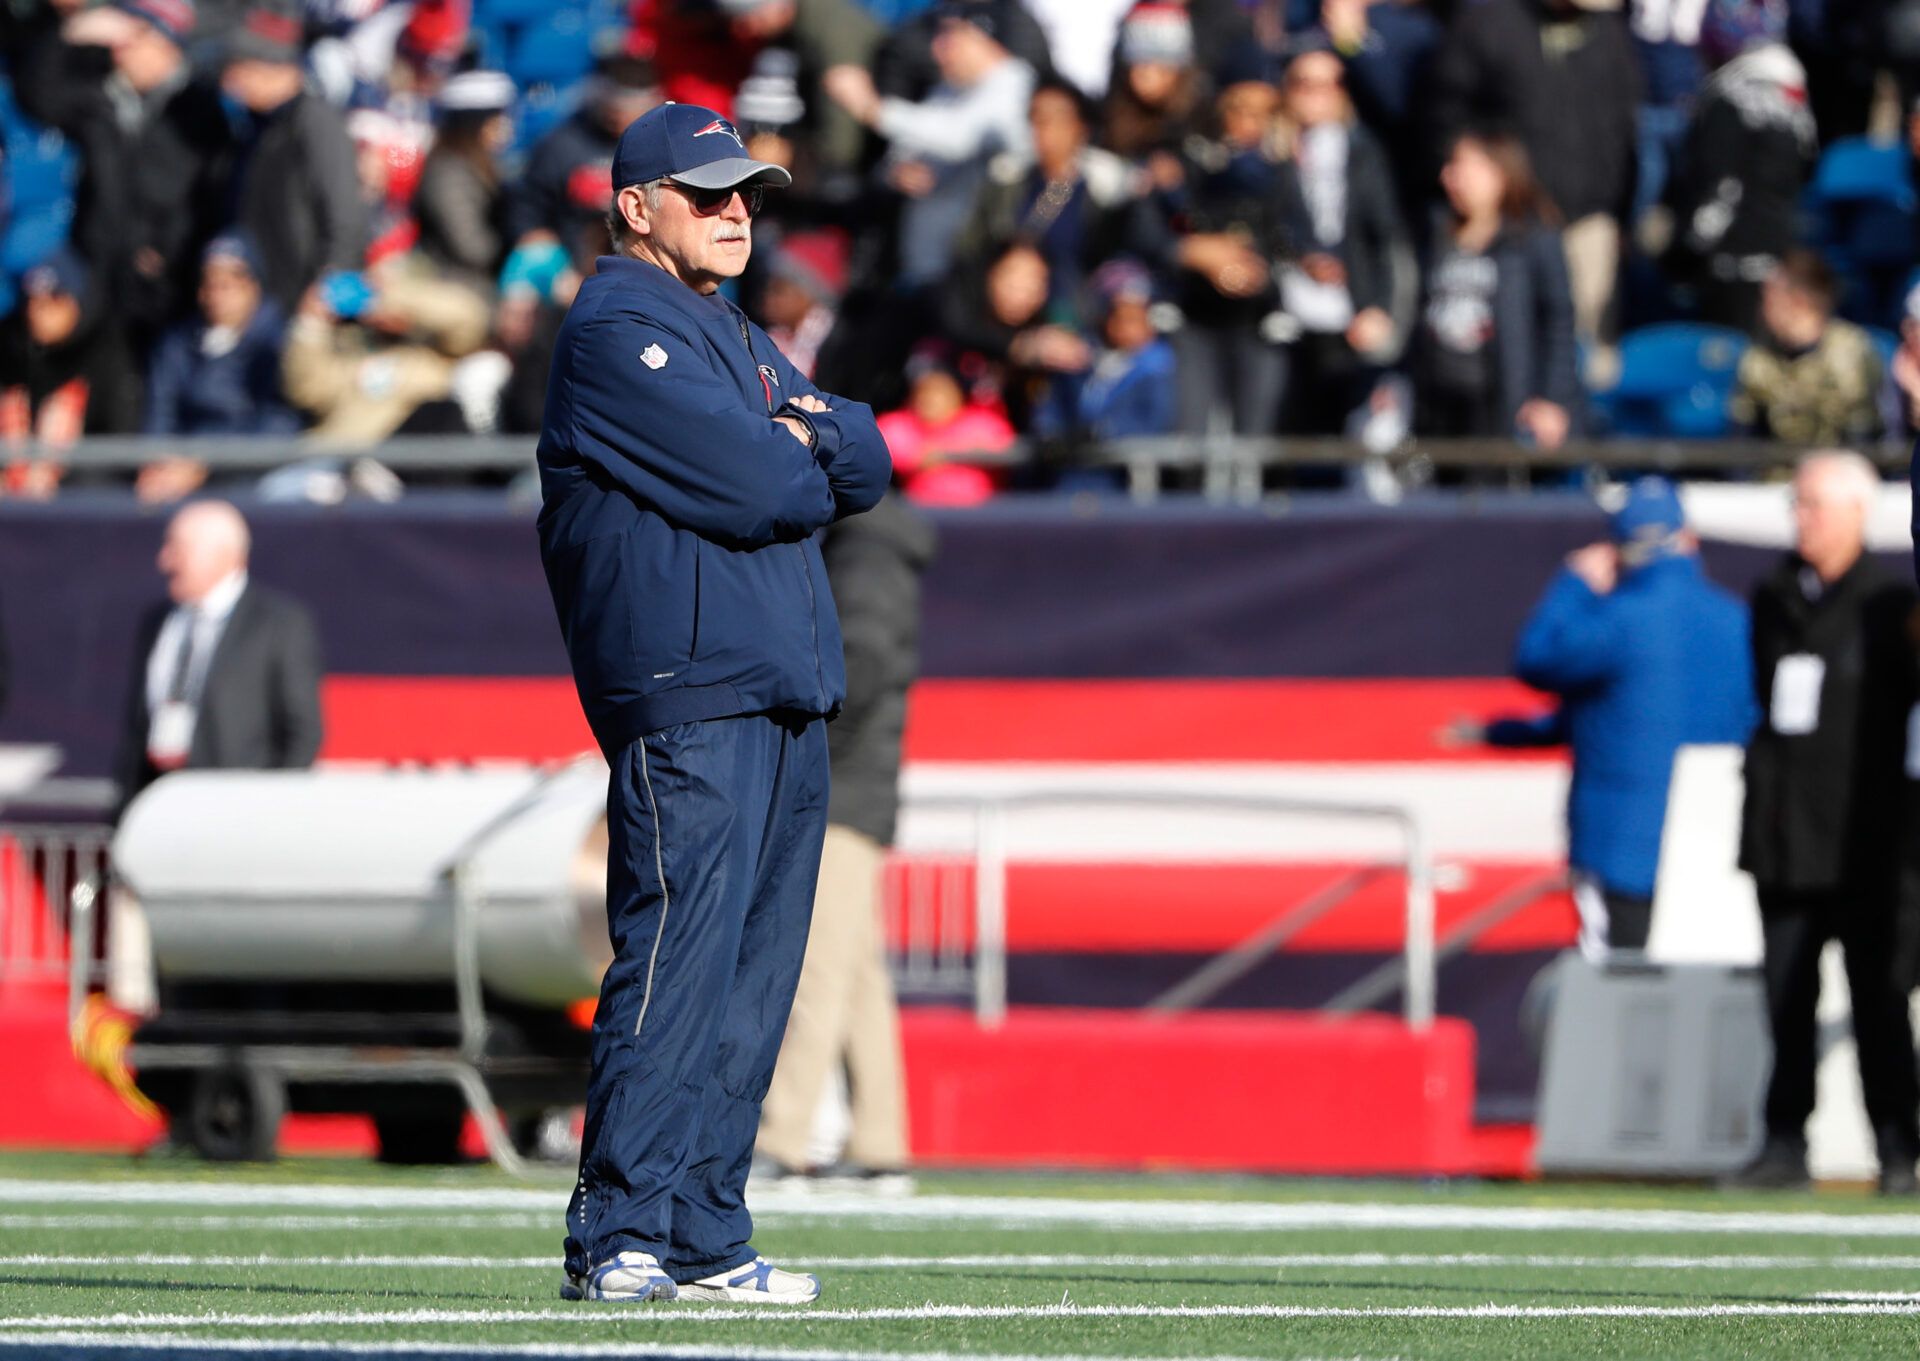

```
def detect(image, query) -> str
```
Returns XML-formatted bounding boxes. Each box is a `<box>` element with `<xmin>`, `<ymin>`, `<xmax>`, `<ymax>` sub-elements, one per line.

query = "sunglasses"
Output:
<box><xmin>667</xmin><ymin>181</ymin><xmax>766</xmax><ymax>217</ymax></box>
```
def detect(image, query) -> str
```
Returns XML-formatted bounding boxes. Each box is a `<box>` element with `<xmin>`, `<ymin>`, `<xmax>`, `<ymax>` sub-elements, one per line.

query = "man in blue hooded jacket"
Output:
<box><xmin>1454</xmin><ymin>477</ymin><xmax>1757</xmax><ymax>955</ymax></box>
<box><xmin>536</xmin><ymin>102</ymin><xmax>891</xmax><ymax>1306</ymax></box>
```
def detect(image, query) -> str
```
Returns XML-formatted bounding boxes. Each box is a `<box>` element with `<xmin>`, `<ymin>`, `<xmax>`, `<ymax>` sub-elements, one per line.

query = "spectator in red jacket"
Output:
<box><xmin>878</xmin><ymin>342</ymin><xmax>1017</xmax><ymax>505</ymax></box>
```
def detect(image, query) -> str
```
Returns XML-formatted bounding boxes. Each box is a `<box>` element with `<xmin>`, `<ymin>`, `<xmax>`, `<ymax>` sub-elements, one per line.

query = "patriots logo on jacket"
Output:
<box><xmin>692</xmin><ymin>119</ymin><xmax>743</xmax><ymax>145</ymax></box>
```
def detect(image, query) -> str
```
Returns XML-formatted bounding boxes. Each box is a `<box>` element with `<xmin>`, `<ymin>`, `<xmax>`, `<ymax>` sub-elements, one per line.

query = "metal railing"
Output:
<box><xmin>13</xmin><ymin>433</ymin><xmax>1907</xmax><ymax>500</ymax></box>
<box><xmin>883</xmin><ymin>851</ymin><xmax>977</xmax><ymax>1003</ymax></box>
<box><xmin>887</xmin><ymin>787</ymin><xmax>1437</xmax><ymax>1031</ymax></box>
<box><xmin>0</xmin><ymin>823</ymin><xmax>113</xmax><ymax>998</ymax></box>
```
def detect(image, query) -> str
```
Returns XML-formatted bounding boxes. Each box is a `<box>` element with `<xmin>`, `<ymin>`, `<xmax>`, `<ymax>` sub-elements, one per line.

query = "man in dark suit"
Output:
<box><xmin>1733</xmin><ymin>450</ymin><xmax>1920</xmax><ymax>1195</ymax></box>
<box><xmin>114</xmin><ymin>499</ymin><xmax>323</xmax><ymax>810</ymax></box>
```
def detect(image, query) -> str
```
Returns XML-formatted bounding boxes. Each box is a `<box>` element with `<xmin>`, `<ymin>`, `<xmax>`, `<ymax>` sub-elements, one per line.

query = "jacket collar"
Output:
<box><xmin>1772</xmin><ymin>550</ymin><xmax>1878</xmax><ymax>618</ymax></box>
<box><xmin>192</xmin><ymin>568</ymin><xmax>249</xmax><ymax>624</ymax></box>
<box><xmin>1624</xmin><ymin>552</ymin><xmax>1701</xmax><ymax>585</ymax></box>
<box><xmin>593</xmin><ymin>255</ymin><xmax>739</xmax><ymax>326</ymax></box>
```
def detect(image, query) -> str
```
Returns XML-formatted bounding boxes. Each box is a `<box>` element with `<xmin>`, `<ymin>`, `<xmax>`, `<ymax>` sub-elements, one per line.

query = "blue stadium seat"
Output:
<box><xmin>0</xmin><ymin>79</ymin><xmax>78</xmax><ymax>287</ymax></box>
<box><xmin>1838</xmin><ymin>200</ymin><xmax>1915</xmax><ymax>273</ymax></box>
<box><xmin>1</xmin><ymin>206</ymin><xmax>74</xmax><ymax>274</ymax></box>
<box><xmin>507</xmin><ymin>13</ymin><xmax>594</xmax><ymax>90</ymax></box>
<box><xmin>6</xmin><ymin>142</ymin><xmax>77</xmax><ymax>213</ymax></box>
<box><xmin>0</xmin><ymin>81</ymin><xmax>78</xmax><ymax>214</ymax></box>
<box><xmin>583</xmin><ymin>0</ymin><xmax>625</xmax><ymax>29</ymax></box>
<box><xmin>856</xmin><ymin>0</ymin><xmax>939</xmax><ymax>19</ymax></box>
<box><xmin>471</xmin><ymin>0</ymin><xmax>554</xmax><ymax>26</ymax></box>
<box><xmin>1591</xmin><ymin>323</ymin><xmax>1750</xmax><ymax>438</ymax></box>
<box><xmin>470</xmin><ymin>19</ymin><xmax>514</xmax><ymax>69</ymax></box>
<box><xmin>1805</xmin><ymin>136</ymin><xmax>1918</xmax><ymax>326</ymax></box>
<box><xmin>1810</xmin><ymin>136</ymin><xmax>1915</xmax><ymax>211</ymax></box>
<box><xmin>510</xmin><ymin>86</ymin><xmax>576</xmax><ymax>156</ymax></box>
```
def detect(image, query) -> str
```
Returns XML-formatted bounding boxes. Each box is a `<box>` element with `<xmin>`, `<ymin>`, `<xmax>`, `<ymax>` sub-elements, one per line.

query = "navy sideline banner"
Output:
<box><xmin>0</xmin><ymin>496</ymin><xmax>1792</xmax><ymax>777</ymax></box>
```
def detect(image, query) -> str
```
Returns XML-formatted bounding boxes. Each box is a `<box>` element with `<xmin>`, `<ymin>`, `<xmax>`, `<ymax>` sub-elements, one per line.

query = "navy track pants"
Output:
<box><xmin>564</xmin><ymin>712</ymin><xmax>828</xmax><ymax>1281</ymax></box>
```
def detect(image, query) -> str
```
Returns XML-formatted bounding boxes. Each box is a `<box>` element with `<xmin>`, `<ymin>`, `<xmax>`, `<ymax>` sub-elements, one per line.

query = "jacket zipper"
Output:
<box><xmin>740</xmin><ymin>314</ymin><xmax>828</xmax><ymax>706</ymax></box>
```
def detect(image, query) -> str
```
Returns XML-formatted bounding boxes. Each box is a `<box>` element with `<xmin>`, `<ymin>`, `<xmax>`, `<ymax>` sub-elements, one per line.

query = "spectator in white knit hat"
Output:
<box><xmin>1102</xmin><ymin>1</ymin><xmax>1208</xmax><ymax>167</ymax></box>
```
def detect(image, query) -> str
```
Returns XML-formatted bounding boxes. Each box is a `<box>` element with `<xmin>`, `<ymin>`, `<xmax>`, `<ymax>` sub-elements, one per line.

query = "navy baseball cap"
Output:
<box><xmin>1609</xmin><ymin>475</ymin><xmax>1687</xmax><ymax>543</ymax></box>
<box><xmin>611</xmin><ymin>102</ymin><xmax>794</xmax><ymax>193</ymax></box>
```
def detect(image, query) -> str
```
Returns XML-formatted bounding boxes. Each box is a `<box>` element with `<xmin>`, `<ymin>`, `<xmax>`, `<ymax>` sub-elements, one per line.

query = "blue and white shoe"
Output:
<box><xmin>561</xmin><ymin>1250</ymin><xmax>679</xmax><ymax>1302</ymax></box>
<box><xmin>677</xmin><ymin>1256</ymin><xmax>820</xmax><ymax>1304</ymax></box>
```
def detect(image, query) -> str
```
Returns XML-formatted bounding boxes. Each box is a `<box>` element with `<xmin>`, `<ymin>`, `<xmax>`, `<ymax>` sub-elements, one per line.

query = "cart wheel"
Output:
<box><xmin>374</xmin><ymin>1108</ymin><xmax>466</xmax><ymax>1164</ymax></box>
<box><xmin>183</xmin><ymin>1064</ymin><xmax>285</xmax><ymax>1162</ymax></box>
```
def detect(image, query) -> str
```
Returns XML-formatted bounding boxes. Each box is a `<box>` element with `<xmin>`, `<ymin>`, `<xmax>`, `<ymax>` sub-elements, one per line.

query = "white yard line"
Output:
<box><xmin>7</xmin><ymin>1181</ymin><xmax>1920</xmax><ymax>1238</ymax></box>
<box><xmin>5</xmin><ymin>1303</ymin><xmax>1920</xmax><ymax>1327</ymax></box>
<box><xmin>0</xmin><ymin>1215</ymin><xmax>552</xmax><ymax>1232</ymax></box>
<box><xmin>0</xmin><ymin>1182</ymin><xmax>558</xmax><ymax>1212</ymax></box>
<box><xmin>7</xmin><ymin>1252</ymin><xmax>1920</xmax><ymax>1272</ymax></box>
<box><xmin>0</xmin><ymin>1338</ymin><xmax>1394</xmax><ymax>1361</ymax></box>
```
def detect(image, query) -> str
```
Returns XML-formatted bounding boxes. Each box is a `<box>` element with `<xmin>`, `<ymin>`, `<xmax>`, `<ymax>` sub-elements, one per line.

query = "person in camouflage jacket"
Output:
<box><xmin>1731</xmin><ymin>248</ymin><xmax>1883</xmax><ymax>446</ymax></box>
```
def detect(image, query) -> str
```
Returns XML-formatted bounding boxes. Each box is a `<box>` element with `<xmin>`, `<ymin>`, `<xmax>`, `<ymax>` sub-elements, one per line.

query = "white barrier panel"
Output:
<box><xmin>897</xmin><ymin>762</ymin><xmax>1568</xmax><ymax>862</ymax></box>
<box><xmin>1648</xmin><ymin>745</ymin><xmax>1762</xmax><ymax>966</ymax></box>
<box><xmin>1681</xmin><ymin>482</ymin><xmax>1914</xmax><ymax>552</ymax></box>
<box><xmin>113</xmin><ymin>765</ymin><xmax>613</xmax><ymax>1008</ymax></box>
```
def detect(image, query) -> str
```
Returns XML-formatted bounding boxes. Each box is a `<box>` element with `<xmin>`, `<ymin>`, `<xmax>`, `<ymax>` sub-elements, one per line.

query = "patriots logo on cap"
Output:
<box><xmin>692</xmin><ymin>119</ymin><xmax>744</xmax><ymax>145</ymax></box>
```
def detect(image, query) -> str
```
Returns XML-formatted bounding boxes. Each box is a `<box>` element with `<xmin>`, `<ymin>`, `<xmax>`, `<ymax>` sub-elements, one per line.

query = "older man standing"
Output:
<box><xmin>1732</xmin><ymin>451</ymin><xmax>1920</xmax><ymax>1195</ymax></box>
<box><xmin>113</xmin><ymin>500</ymin><xmax>323</xmax><ymax>811</ymax></box>
<box><xmin>536</xmin><ymin>103</ymin><xmax>890</xmax><ymax>1304</ymax></box>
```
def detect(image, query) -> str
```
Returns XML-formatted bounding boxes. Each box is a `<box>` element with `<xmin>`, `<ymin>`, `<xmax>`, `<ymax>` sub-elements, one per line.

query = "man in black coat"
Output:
<box><xmin>11</xmin><ymin>0</ymin><xmax>229</xmax><ymax>354</ymax></box>
<box><xmin>1661</xmin><ymin>0</ymin><xmax>1818</xmax><ymax>332</ymax></box>
<box><xmin>1733</xmin><ymin>450</ymin><xmax>1920</xmax><ymax>1195</ymax></box>
<box><xmin>212</xmin><ymin>7</ymin><xmax>368</xmax><ymax>312</ymax></box>
<box><xmin>757</xmin><ymin>491</ymin><xmax>936</xmax><ymax>1180</ymax></box>
<box><xmin>114</xmin><ymin>500</ymin><xmax>324</xmax><ymax>812</ymax></box>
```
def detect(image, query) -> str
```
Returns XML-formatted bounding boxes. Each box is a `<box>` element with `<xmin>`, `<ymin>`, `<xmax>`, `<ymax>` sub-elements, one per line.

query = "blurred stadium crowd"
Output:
<box><xmin>8</xmin><ymin>0</ymin><xmax>1920</xmax><ymax>502</ymax></box>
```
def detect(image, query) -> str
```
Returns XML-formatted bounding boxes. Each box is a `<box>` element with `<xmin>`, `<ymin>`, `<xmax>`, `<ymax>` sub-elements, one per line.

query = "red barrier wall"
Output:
<box><xmin>0</xmin><ymin>997</ymin><xmax>1497</xmax><ymax>1174</ymax></box>
<box><xmin>316</xmin><ymin>676</ymin><xmax>1561</xmax><ymax>765</ymax></box>
<box><xmin>902</xmin><ymin>1007</ymin><xmax>1480</xmax><ymax>1175</ymax></box>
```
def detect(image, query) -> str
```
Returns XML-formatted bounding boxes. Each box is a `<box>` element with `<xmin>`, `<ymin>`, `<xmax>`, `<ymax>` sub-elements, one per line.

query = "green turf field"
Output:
<box><xmin>4</xmin><ymin>1152</ymin><xmax>1920</xmax><ymax>1359</ymax></box>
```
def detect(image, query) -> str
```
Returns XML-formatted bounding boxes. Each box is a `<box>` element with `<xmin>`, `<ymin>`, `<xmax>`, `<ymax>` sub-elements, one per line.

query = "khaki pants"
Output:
<box><xmin>1561</xmin><ymin>212</ymin><xmax>1621</xmax><ymax>347</ymax></box>
<box><xmin>757</xmin><ymin>824</ymin><xmax>909</xmax><ymax>1170</ymax></box>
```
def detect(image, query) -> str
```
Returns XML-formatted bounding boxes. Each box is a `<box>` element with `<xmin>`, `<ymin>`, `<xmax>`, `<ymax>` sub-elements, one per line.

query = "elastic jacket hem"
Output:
<box><xmin>598</xmin><ymin>682</ymin><xmax>747</xmax><ymax>755</ymax></box>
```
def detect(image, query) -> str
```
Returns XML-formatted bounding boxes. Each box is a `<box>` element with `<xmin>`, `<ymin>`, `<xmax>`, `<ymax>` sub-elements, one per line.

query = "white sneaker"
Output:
<box><xmin>562</xmin><ymin>1250</ymin><xmax>678</xmax><ymax>1302</ymax></box>
<box><xmin>677</xmin><ymin>1256</ymin><xmax>820</xmax><ymax>1304</ymax></box>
